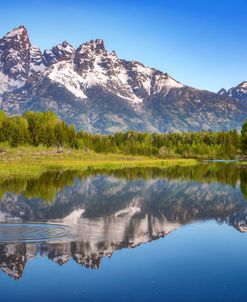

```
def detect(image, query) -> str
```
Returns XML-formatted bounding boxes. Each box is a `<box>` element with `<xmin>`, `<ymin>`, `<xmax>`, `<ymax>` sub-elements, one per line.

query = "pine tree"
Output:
<box><xmin>241</xmin><ymin>119</ymin><xmax>247</xmax><ymax>155</ymax></box>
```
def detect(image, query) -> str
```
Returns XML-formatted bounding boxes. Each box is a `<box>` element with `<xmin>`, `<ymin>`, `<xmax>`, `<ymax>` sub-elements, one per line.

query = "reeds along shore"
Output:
<box><xmin>0</xmin><ymin>146</ymin><xmax>198</xmax><ymax>178</ymax></box>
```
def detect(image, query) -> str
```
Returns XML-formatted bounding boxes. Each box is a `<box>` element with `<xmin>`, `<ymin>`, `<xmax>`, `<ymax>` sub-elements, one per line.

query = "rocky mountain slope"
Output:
<box><xmin>0</xmin><ymin>25</ymin><xmax>246</xmax><ymax>133</ymax></box>
<box><xmin>218</xmin><ymin>81</ymin><xmax>247</xmax><ymax>102</ymax></box>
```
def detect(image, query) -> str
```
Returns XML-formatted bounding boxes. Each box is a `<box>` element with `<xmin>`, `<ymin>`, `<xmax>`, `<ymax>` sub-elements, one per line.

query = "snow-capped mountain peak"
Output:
<box><xmin>237</xmin><ymin>81</ymin><xmax>247</xmax><ymax>93</ymax></box>
<box><xmin>218</xmin><ymin>88</ymin><xmax>227</xmax><ymax>95</ymax></box>
<box><xmin>4</xmin><ymin>25</ymin><xmax>28</xmax><ymax>40</ymax></box>
<box><xmin>0</xmin><ymin>26</ymin><xmax>184</xmax><ymax>104</ymax></box>
<box><xmin>80</xmin><ymin>38</ymin><xmax>105</xmax><ymax>53</ymax></box>
<box><xmin>0</xmin><ymin>25</ymin><xmax>246</xmax><ymax>134</ymax></box>
<box><xmin>218</xmin><ymin>81</ymin><xmax>247</xmax><ymax>101</ymax></box>
<box><xmin>0</xmin><ymin>25</ymin><xmax>31</xmax><ymax>80</ymax></box>
<box><xmin>44</xmin><ymin>41</ymin><xmax>75</xmax><ymax>66</ymax></box>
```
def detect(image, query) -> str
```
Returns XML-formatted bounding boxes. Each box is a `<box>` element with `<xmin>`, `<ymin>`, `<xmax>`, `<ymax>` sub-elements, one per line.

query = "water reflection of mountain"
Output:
<box><xmin>1</xmin><ymin>164</ymin><xmax>247</xmax><ymax>279</ymax></box>
<box><xmin>0</xmin><ymin>205</ymin><xmax>247</xmax><ymax>280</ymax></box>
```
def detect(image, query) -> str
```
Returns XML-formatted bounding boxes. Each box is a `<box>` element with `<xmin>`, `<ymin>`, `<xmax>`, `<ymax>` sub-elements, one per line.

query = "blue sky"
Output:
<box><xmin>0</xmin><ymin>0</ymin><xmax>246</xmax><ymax>92</ymax></box>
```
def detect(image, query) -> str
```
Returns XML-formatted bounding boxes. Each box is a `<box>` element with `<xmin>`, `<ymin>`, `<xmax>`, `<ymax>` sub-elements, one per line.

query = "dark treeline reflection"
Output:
<box><xmin>0</xmin><ymin>163</ymin><xmax>247</xmax><ymax>223</ymax></box>
<box><xmin>0</xmin><ymin>163</ymin><xmax>246</xmax><ymax>202</ymax></box>
<box><xmin>1</xmin><ymin>163</ymin><xmax>247</xmax><ymax>280</ymax></box>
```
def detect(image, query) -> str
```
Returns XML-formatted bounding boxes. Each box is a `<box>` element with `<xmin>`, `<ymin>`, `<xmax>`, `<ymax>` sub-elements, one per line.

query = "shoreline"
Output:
<box><xmin>0</xmin><ymin>146</ymin><xmax>198</xmax><ymax>178</ymax></box>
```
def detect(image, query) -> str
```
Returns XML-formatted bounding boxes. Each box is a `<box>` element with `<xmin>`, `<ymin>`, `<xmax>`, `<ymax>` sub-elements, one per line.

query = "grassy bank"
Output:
<box><xmin>237</xmin><ymin>161</ymin><xmax>247</xmax><ymax>166</ymax></box>
<box><xmin>0</xmin><ymin>146</ymin><xmax>198</xmax><ymax>178</ymax></box>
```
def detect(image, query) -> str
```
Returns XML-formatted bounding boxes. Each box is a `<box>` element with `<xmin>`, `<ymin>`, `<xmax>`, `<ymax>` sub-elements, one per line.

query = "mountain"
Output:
<box><xmin>0</xmin><ymin>25</ymin><xmax>247</xmax><ymax>133</ymax></box>
<box><xmin>218</xmin><ymin>81</ymin><xmax>247</xmax><ymax>102</ymax></box>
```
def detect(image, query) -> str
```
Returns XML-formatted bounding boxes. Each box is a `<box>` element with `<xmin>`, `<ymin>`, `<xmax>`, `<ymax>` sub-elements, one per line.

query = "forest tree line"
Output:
<box><xmin>0</xmin><ymin>110</ymin><xmax>246</xmax><ymax>159</ymax></box>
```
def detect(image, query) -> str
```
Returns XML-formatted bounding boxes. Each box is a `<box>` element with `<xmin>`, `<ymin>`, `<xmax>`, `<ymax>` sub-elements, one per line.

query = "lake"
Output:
<box><xmin>0</xmin><ymin>163</ymin><xmax>247</xmax><ymax>301</ymax></box>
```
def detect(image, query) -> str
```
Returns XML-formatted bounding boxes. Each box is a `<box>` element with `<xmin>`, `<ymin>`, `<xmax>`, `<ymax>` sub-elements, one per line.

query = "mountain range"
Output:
<box><xmin>0</xmin><ymin>25</ymin><xmax>246</xmax><ymax>133</ymax></box>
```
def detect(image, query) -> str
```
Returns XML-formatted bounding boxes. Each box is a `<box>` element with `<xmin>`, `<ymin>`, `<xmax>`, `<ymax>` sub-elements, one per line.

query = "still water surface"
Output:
<box><xmin>0</xmin><ymin>164</ymin><xmax>247</xmax><ymax>301</ymax></box>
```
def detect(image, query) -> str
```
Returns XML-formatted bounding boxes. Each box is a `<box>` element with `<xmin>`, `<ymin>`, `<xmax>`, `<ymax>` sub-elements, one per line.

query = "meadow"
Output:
<box><xmin>0</xmin><ymin>146</ymin><xmax>198</xmax><ymax>178</ymax></box>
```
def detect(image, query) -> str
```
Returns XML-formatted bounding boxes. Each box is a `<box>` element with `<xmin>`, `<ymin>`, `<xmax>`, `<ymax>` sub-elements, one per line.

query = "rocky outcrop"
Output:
<box><xmin>0</xmin><ymin>25</ymin><xmax>246</xmax><ymax>133</ymax></box>
<box><xmin>218</xmin><ymin>81</ymin><xmax>247</xmax><ymax>102</ymax></box>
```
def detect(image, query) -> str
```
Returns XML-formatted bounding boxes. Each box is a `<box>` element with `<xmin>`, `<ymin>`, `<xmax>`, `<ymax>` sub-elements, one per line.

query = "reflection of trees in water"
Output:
<box><xmin>0</xmin><ymin>165</ymin><xmax>246</xmax><ymax>223</ymax></box>
<box><xmin>0</xmin><ymin>164</ymin><xmax>246</xmax><ymax>225</ymax></box>
<box><xmin>0</xmin><ymin>170</ymin><xmax>76</xmax><ymax>201</ymax></box>
<box><xmin>240</xmin><ymin>170</ymin><xmax>247</xmax><ymax>200</ymax></box>
<box><xmin>0</xmin><ymin>164</ymin><xmax>247</xmax><ymax>201</ymax></box>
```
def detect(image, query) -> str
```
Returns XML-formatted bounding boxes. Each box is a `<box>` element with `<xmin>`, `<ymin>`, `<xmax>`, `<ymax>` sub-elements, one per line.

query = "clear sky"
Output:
<box><xmin>0</xmin><ymin>0</ymin><xmax>246</xmax><ymax>92</ymax></box>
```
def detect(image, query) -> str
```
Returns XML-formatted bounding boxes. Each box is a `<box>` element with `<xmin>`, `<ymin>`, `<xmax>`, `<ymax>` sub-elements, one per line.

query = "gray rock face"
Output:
<box><xmin>218</xmin><ymin>81</ymin><xmax>247</xmax><ymax>102</ymax></box>
<box><xmin>44</xmin><ymin>41</ymin><xmax>75</xmax><ymax>66</ymax></box>
<box><xmin>0</xmin><ymin>26</ymin><xmax>31</xmax><ymax>80</ymax></box>
<box><xmin>0</xmin><ymin>25</ymin><xmax>247</xmax><ymax>133</ymax></box>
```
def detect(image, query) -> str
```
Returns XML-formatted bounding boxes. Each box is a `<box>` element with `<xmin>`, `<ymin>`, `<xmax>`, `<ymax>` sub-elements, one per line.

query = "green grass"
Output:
<box><xmin>236</xmin><ymin>161</ymin><xmax>247</xmax><ymax>165</ymax></box>
<box><xmin>0</xmin><ymin>146</ymin><xmax>198</xmax><ymax>178</ymax></box>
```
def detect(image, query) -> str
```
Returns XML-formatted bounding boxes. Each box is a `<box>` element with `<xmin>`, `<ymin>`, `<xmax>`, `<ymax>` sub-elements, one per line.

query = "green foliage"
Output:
<box><xmin>1</xmin><ymin>116</ymin><xmax>30</xmax><ymax>147</ymax></box>
<box><xmin>0</xmin><ymin>110</ymin><xmax>243</xmax><ymax>159</ymax></box>
<box><xmin>241</xmin><ymin>119</ymin><xmax>247</xmax><ymax>155</ymax></box>
<box><xmin>0</xmin><ymin>111</ymin><xmax>77</xmax><ymax>148</ymax></box>
<box><xmin>78</xmin><ymin>130</ymin><xmax>241</xmax><ymax>159</ymax></box>
<box><xmin>0</xmin><ymin>110</ymin><xmax>7</xmax><ymax>127</ymax></box>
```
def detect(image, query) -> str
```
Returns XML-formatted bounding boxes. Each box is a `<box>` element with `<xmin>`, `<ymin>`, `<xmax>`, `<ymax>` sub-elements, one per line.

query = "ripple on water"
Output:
<box><xmin>0</xmin><ymin>223</ymin><xmax>75</xmax><ymax>243</ymax></box>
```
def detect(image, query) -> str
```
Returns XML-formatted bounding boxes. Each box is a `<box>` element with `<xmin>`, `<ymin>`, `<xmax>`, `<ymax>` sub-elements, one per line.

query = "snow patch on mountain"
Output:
<box><xmin>0</xmin><ymin>71</ymin><xmax>25</xmax><ymax>94</ymax></box>
<box><xmin>29</xmin><ymin>45</ymin><xmax>45</xmax><ymax>74</ymax></box>
<box><xmin>4</xmin><ymin>26</ymin><xmax>27</xmax><ymax>39</ymax></box>
<box><xmin>48</xmin><ymin>62</ymin><xmax>87</xmax><ymax>99</ymax></box>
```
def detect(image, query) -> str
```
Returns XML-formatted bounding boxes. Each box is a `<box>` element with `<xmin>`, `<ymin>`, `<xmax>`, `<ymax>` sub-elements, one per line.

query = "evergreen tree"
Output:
<box><xmin>241</xmin><ymin>119</ymin><xmax>247</xmax><ymax>155</ymax></box>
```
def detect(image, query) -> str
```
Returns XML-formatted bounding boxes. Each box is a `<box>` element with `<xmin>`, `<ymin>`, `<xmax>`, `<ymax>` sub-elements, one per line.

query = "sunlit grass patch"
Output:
<box><xmin>0</xmin><ymin>146</ymin><xmax>198</xmax><ymax>178</ymax></box>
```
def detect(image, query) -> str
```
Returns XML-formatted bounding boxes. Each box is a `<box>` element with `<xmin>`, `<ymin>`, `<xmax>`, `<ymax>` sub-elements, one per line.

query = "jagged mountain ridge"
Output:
<box><xmin>218</xmin><ymin>81</ymin><xmax>247</xmax><ymax>102</ymax></box>
<box><xmin>0</xmin><ymin>25</ymin><xmax>246</xmax><ymax>133</ymax></box>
